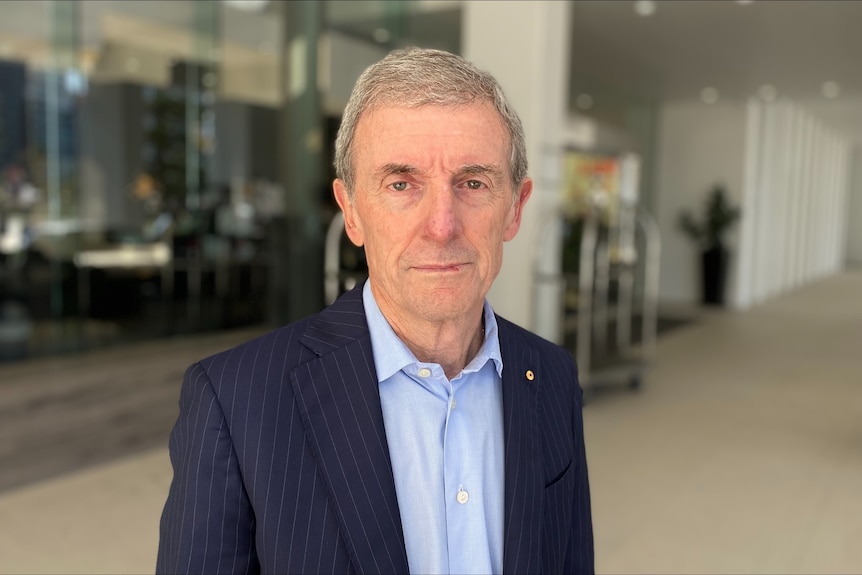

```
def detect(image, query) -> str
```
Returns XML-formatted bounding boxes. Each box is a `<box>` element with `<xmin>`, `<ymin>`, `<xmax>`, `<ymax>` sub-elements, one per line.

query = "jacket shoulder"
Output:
<box><xmin>194</xmin><ymin>285</ymin><xmax>370</xmax><ymax>392</ymax></box>
<box><xmin>197</xmin><ymin>316</ymin><xmax>316</xmax><ymax>378</ymax></box>
<box><xmin>495</xmin><ymin>314</ymin><xmax>576</xmax><ymax>371</ymax></box>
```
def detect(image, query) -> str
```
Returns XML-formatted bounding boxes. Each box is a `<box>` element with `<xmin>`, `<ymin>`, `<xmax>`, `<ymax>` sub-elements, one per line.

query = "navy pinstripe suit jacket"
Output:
<box><xmin>157</xmin><ymin>284</ymin><xmax>594</xmax><ymax>574</ymax></box>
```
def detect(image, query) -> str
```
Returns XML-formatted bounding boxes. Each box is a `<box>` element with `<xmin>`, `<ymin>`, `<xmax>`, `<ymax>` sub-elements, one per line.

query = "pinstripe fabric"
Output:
<box><xmin>497</xmin><ymin>316</ymin><xmax>594</xmax><ymax>574</ymax></box>
<box><xmin>157</xmin><ymin>284</ymin><xmax>593</xmax><ymax>574</ymax></box>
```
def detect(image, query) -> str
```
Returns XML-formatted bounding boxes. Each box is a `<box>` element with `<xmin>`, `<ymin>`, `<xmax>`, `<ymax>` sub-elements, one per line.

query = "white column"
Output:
<box><xmin>753</xmin><ymin>102</ymin><xmax>776</xmax><ymax>304</ymax></box>
<box><xmin>794</xmin><ymin>115</ymin><xmax>813</xmax><ymax>288</ymax></box>
<box><xmin>785</xmin><ymin>106</ymin><xmax>803</xmax><ymax>290</ymax></box>
<box><xmin>770</xmin><ymin>102</ymin><xmax>791</xmax><ymax>296</ymax></box>
<box><xmin>836</xmin><ymin>144</ymin><xmax>853</xmax><ymax>266</ymax></box>
<box><xmin>462</xmin><ymin>1</ymin><xmax>573</xmax><ymax>333</ymax></box>
<box><xmin>736</xmin><ymin>99</ymin><xmax>762</xmax><ymax>309</ymax></box>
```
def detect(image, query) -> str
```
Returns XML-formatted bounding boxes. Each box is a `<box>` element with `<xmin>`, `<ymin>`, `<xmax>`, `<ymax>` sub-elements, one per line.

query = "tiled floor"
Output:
<box><xmin>0</xmin><ymin>271</ymin><xmax>860</xmax><ymax>574</ymax></box>
<box><xmin>0</xmin><ymin>327</ymin><xmax>266</xmax><ymax>493</ymax></box>
<box><xmin>585</xmin><ymin>270</ymin><xmax>862</xmax><ymax>573</ymax></box>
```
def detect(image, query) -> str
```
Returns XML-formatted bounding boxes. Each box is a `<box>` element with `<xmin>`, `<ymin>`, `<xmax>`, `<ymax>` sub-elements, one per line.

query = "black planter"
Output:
<box><xmin>701</xmin><ymin>245</ymin><xmax>729</xmax><ymax>306</ymax></box>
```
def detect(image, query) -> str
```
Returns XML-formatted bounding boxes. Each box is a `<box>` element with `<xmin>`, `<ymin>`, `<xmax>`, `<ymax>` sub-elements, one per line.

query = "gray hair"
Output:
<box><xmin>334</xmin><ymin>47</ymin><xmax>528</xmax><ymax>200</ymax></box>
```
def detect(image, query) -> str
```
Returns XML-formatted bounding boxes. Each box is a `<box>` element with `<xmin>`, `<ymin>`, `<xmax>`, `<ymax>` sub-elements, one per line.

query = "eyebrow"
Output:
<box><xmin>459</xmin><ymin>164</ymin><xmax>504</xmax><ymax>178</ymax></box>
<box><xmin>377</xmin><ymin>163</ymin><xmax>419</xmax><ymax>177</ymax></box>
<box><xmin>374</xmin><ymin>163</ymin><xmax>505</xmax><ymax>180</ymax></box>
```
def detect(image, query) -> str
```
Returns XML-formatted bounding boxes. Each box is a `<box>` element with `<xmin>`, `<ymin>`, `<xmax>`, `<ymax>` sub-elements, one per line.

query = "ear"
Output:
<box><xmin>333</xmin><ymin>179</ymin><xmax>365</xmax><ymax>247</ymax></box>
<box><xmin>503</xmin><ymin>177</ymin><xmax>533</xmax><ymax>241</ymax></box>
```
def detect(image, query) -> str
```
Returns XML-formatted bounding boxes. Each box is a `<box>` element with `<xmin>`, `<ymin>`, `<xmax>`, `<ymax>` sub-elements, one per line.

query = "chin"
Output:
<box><xmin>407</xmin><ymin>290</ymin><xmax>481</xmax><ymax>323</ymax></box>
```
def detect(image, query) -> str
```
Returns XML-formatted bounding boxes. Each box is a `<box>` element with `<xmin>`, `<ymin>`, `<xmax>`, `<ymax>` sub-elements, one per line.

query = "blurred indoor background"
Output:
<box><xmin>0</xmin><ymin>1</ymin><xmax>860</xmax><ymax>573</ymax></box>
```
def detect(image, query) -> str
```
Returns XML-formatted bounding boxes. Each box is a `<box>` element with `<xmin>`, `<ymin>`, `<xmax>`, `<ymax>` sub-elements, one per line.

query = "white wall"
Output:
<box><xmin>655</xmin><ymin>98</ymin><xmax>854</xmax><ymax>309</ymax></box>
<box><xmin>846</xmin><ymin>147</ymin><xmax>862</xmax><ymax>267</ymax></box>
<box><xmin>654</xmin><ymin>101</ymin><xmax>747</xmax><ymax>306</ymax></box>
<box><xmin>737</xmin><ymin>100</ymin><xmax>852</xmax><ymax>308</ymax></box>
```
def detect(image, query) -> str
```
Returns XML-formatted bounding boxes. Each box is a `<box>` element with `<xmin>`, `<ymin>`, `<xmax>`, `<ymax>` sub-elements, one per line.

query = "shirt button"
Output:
<box><xmin>457</xmin><ymin>487</ymin><xmax>469</xmax><ymax>504</ymax></box>
<box><xmin>450</xmin><ymin>398</ymin><xmax>456</xmax><ymax>410</ymax></box>
<box><xmin>418</xmin><ymin>368</ymin><xmax>431</xmax><ymax>378</ymax></box>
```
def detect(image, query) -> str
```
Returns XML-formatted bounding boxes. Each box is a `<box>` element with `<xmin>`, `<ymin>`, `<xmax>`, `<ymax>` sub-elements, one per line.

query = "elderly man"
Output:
<box><xmin>158</xmin><ymin>47</ymin><xmax>593</xmax><ymax>575</ymax></box>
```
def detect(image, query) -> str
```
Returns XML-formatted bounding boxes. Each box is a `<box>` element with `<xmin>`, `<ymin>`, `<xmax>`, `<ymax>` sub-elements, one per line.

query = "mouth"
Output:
<box><xmin>412</xmin><ymin>263</ymin><xmax>468</xmax><ymax>273</ymax></box>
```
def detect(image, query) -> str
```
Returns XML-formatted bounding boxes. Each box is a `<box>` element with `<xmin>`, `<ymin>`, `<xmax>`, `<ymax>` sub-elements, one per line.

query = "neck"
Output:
<box><xmin>375</xmin><ymin>298</ymin><xmax>486</xmax><ymax>381</ymax></box>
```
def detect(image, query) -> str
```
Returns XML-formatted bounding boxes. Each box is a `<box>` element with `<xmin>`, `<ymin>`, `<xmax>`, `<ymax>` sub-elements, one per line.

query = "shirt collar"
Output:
<box><xmin>362</xmin><ymin>281</ymin><xmax>503</xmax><ymax>383</ymax></box>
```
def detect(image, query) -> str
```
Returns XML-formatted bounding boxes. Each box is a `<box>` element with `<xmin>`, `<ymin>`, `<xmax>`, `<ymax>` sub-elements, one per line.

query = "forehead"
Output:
<box><xmin>352</xmin><ymin>102</ymin><xmax>510</xmax><ymax>169</ymax></box>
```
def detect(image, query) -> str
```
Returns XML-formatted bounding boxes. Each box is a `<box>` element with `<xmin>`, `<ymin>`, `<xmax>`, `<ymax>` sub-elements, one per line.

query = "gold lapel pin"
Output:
<box><xmin>525</xmin><ymin>370</ymin><xmax>535</xmax><ymax>381</ymax></box>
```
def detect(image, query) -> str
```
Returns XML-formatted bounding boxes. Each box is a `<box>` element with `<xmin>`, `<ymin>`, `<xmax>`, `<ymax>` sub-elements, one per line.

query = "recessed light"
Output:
<box><xmin>821</xmin><ymin>81</ymin><xmax>840</xmax><ymax>99</ymax></box>
<box><xmin>223</xmin><ymin>0</ymin><xmax>270</xmax><ymax>12</ymax></box>
<box><xmin>634</xmin><ymin>1</ymin><xmax>657</xmax><ymax>17</ymax></box>
<box><xmin>736</xmin><ymin>0</ymin><xmax>754</xmax><ymax>5</ymax></box>
<box><xmin>701</xmin><ymin>87</ymin><xmax>719</xmax><ymax>104</ymax></box>
<box><xmin>759</xmin><ymin>84</ymin><xmax>777</xmax><ymax>101</ymax></box>
<box><xmin>576</xmin><ymin>94</ymin><xmax>594</xmax><ymax>110</ymax></box>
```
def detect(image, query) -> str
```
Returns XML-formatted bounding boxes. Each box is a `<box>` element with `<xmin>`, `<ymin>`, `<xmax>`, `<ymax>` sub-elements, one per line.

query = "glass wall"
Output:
<box><xmin>0</xmin><ymin>0</ymin><xmax>462</xmax><ymax>362</ymax></box>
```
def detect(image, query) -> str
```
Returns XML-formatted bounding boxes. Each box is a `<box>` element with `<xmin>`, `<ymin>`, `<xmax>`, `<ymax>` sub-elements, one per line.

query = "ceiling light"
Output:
<box><xmin>223</xmin><ymin>0</ymin><xmax>270</xmax><ymax>12</ymax></box>
<box><xmin>700</xmin><ymin>87</ymin><xmax>719</xmax><ymax>104</ymax></box>
<box><xmin>821</xmin><ymin>81</ymin><xmax>840</xmax><ymax>99</ymax></box>
<box><xmin>634</xmin><ymin>1</ymin><xmax>657</xmax><ymax>17</ymax></box>
<box><xmin>576</xmin><ymin>94</ymin><xmax>594</xmax><ymax>110</ymax></box>
<box><xmin>758</xmin><ymin>84</ymin><xmax>777</xmax><ymax>101</ymax></box>
<box><xmin>736</xmin><ymin>0</ymin><xmax>754</xmax><ymax>5</ymax></box>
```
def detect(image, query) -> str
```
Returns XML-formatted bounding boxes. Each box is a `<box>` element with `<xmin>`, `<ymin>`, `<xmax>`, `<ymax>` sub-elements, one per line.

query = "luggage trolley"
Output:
<box><xmin>533</xmin><ymin>162</ymin><xmax>661</xmax><ymax>398</ymax></box>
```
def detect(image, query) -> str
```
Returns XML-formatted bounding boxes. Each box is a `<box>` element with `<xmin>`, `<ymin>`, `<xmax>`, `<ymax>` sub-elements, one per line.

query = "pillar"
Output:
<box><xmin>462</xmin><ymin>1</ymin><xmax>573</xmax><ymax>337</ymax></box>
<box><xmin>268</xmin><ymin>0</ymin><xmax>326</xmax><ymax>325</ymax></box>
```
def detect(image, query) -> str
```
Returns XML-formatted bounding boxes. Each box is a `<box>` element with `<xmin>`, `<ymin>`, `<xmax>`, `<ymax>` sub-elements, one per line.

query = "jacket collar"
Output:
<box><xmin>292</xmin><ymin>284</ymin><xmax>409</xmax><ymax>574</ymax></box>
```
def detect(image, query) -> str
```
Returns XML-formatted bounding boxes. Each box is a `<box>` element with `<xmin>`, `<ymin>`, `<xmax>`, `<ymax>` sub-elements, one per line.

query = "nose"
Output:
<box><xmin>424</xmin><ymin>186</ymin><xmax>460</xmax><ymax>242</ymax></box>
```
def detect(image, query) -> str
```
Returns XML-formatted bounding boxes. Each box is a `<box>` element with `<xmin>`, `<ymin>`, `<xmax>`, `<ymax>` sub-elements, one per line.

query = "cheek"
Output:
<box><xmin>363</xmin><ymin>224</ymin><xmax>407</xmax><ymax>265</ymax></box>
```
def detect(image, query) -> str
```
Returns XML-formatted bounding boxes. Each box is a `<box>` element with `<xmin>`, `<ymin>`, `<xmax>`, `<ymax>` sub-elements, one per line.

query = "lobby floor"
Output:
<box><xmin>0</xmin><ymin>271</ymin><xmax>860</xmax><ymax>574</ymax></box>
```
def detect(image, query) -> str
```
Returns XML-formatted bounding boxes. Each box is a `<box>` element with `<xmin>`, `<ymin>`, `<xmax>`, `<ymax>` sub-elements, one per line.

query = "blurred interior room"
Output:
<box><xmin>0</xmin><ymin>1</ymin><xmax>860</xmax><ymax>573</ymax></box>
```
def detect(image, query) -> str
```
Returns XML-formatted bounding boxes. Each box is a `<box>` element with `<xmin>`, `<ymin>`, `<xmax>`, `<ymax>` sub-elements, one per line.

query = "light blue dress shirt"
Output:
<box><xmin>363</xmin><ymin>282</ymin><xmax>505</xmax><ymax>575</ymax></box>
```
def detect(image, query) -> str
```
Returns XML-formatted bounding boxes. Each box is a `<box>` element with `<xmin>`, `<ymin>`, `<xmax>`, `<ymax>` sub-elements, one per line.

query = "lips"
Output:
<box><xmin>412</xmin><ymin>263</ymin><xmax>469</xmax><ymax>272</ymax></box>
<box><xmin>414</xmin><ymin>264</ymin><xmax>464</xmax><ymax>271</ymax></box>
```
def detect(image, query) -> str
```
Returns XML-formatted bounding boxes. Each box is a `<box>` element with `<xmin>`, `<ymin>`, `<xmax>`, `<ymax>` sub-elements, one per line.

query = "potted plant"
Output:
<box><xmin>678</xmin><ymin>184</ymin><xmax>741</xmax><ymax>306</ymax></box>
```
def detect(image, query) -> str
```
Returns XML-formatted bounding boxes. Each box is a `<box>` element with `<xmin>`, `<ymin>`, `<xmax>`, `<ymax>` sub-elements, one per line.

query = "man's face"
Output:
<box><xmin>334</xmin><ymin>102</ymin><xmax>532</xmax><ymax>325</ymax></box>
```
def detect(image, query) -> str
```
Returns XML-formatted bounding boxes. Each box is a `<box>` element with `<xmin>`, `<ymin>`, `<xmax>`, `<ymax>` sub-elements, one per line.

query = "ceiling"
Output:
<box><xmin>568</xmin><ymin>1</ymin><xmax>862</xmax><ymax>142</ymax></box>
<box><xmin>1</xmin><ymin>1</ymin><xmax>859</xmax><ymax>141</ymax></box>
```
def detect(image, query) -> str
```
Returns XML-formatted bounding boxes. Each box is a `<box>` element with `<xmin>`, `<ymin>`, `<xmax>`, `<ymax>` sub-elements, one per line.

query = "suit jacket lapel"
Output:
<box><xmin>499</xmin><ymin>318</ymin><xmax>544</xmax><ymax>575</ymax></box>
<box><xmin>290</xmin><ymin>286</ymin><xmax>409</xmax><ymax>575</ymax></box>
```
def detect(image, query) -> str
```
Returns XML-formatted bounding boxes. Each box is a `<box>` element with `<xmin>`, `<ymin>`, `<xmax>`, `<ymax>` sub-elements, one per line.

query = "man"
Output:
<box><xmin>157</xmin><ymin>47</ymin><xmax>593</xmax><ymax>575</ymax></box>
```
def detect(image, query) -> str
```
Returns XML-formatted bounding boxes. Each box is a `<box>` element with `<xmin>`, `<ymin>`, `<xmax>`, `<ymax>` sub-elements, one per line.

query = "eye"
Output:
<box><xmin>465</xmin><ymin>179</ymin><xmax>485</xmax><ymax>190</ymax></box>
<box><xmin>389</xmin><ymin>181</ymin><xmax>409</xmax><ymax>192</ymax></box>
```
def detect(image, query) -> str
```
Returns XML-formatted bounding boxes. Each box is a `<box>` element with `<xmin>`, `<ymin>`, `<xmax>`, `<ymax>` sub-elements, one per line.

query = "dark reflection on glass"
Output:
<box><xmin>0</xmin><ymin>0</ymin><xmax>458</xmax><ymax>363</ymax></box>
